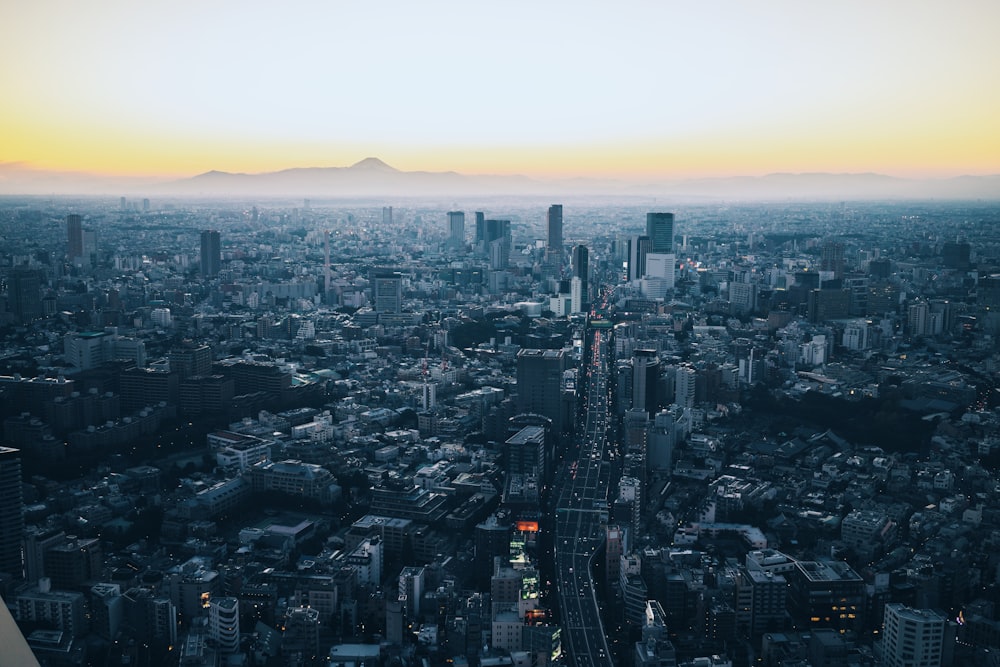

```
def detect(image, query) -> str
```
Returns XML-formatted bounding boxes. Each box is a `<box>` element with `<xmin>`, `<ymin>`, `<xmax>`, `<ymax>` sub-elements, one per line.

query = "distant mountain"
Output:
<box><xmin>654</xmin><ymin>172</ymin><xmax>1000</xmax><ymax>200</ymax></box>
<box><xmin>1</xmin><ymin>158</ymin><xmax>998</xmax><ymax>200</ymax></box>
<box><xmin>161</xmin><ymin>161</ymin><xmax>1000</xmax><ymax>200</ymax></box>
<box><xmin>162</xmin><ymin>158</ymin><xmax>544</xmax><ymax>197</ymax></box>
<box><xmin>0</xmin><ymin>162</ymin><xmax>160</xmax><ymax>195</ymax></box>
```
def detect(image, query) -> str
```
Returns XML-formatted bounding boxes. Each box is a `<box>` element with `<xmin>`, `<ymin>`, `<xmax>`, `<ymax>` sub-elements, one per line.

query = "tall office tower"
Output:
<box><xmin>485</xmin><ymin>219</ymin><xmax>511</xmax><ymax>270</ymax></box>
<box><xmin>209</xmin><ymin>597</ymin><xmax>240</xmax><ymax>654</ymax></box>
<box><xmin>23</xmin><ymin>527</ymin><xmax>65</xmax><ymax>583</ymax></box>
<box><xmin>119</xmin><ymin>196</ymin><xmax>127</xmax><ymax>211</ymax></box>
<box><xmin>200</xmin><ymin>230</ymin><xmax>221</xmax><ymax>278</ymax></box>
<box><xmin>8</xmin><ymin>267</ymin><xmax>43</xmax><ymax>324</ymax></box>
<box><xmin>0</xmin><ymin>447</ymin><xmax>24</xmax><ymax>578</ymax></box>
<box><xmin>142</xmin><ymin>198</ymin><xmax>150</xmax><ymax>213</ymax></box>
<box><xmin>505</xmin><ymin>425</ymin><xmax>547</xmax><ymax>478</ymax></box>
<box><xmin>123</xmin><ymin>587</ymin><xmax>178</xmax><ymax>648</ymax></box>
<box><xmin>648</xmin><ymin>410</ymin><xmax>675</xmax><ymax>473</ymax></box>
<box><xmin>605</xmin><ymin>526</ymin><xmax>624</xmax><ymax>593</ymax></box>
<box><xmin>628</xmin><ymin>235</ymin><xmax>652</xmax><ymax>281</ymax></box>
<box><xmin>474</xmin><ymin>515</ymin><xmax>511</xmax><ymax>589</ymax></box>
<box><xmin>675</xmin><ymin>365</ymin><xmax>697</xmax><ymax>408</ymax></box>
<box><xmin>448</xmin><ymin>211</ymin><xmax>465</xmax><ymax>248</ymax></box>
<box><xmin>572</xmin><ymin>244</ymin><xmax>589</xmax><ymax>306</ymax></box>
<box><xmin>168</xmin><ymin>343</ymin><xmax>213</xmax><ymax>379</ymax></box>
<box><xmin>398</xmin><ymin>566</ymin><xmax>425</xmax><ymax>618</ymax></box>
<box><xmin>516</xmin><ymin>349</ymin><xmax>566</xmax><ymax>437</ymax></box>
<box><xmin>907</xmin><ymin>301</ymin><xmax>930</xmax><ymax>336</ymax></box>
<box><xmin>570</xmin><ymin>276</ymin><xmax>582</xmax><ymax>314</ymax></box>
<box><xmin>421</xmin><ymin>381</ymin><xmax>437</xmax><ymax>410</ymax></box>
<box><xmin>881</xmin><ymin>603</ymin><xmax>952</xmax><ymax>667</ymax></box>
<box><xmin>646</xmin><ymin>212</ymin><xmax>674</xmax><ymax>253</ymax></box>
<box><xmin>66</xmin><ymin>214</ymin><xmax>84</xmax><ymax>260</ymax></box>
<box><xmin>485</xmin><ymin>218</ymin><xmax>511</xmax><ymax>245</ymax></box>
<box><xmin>475</xmin><ymin>211</ymin><xmax>486</xmax><ymax>245</ymax></box>
<box><xmin>547</xmin><ymin>204</ymin><xmax>563</xmax><ymax>251</ymax></box>
<box><xmin>374</xmin><ymin>273</ymin><xmax>403</xmax><ymax>313</ymax></box>
<box><xmin>631</xmin><ymin>349</ymin><xmax>660</xmax><ymax>413</ymax></box>
<box><xmin>91</xmin><ymin>583</ymin><xmax>124</xmax><ymax>641</ymax></box>
<box><xmin>820</xmin><ymin>240</ymin><xmax>845</xmax><ymax>278</ymax></box>
<box><xmin>382</xmin><ymin>206</ymin><xmax>393</xmax><ymax>225</ymax></box>
<box><xmin>736</xmin><ymin>568</ymin><xmax>788</xmax><ymax>635</ymax></box>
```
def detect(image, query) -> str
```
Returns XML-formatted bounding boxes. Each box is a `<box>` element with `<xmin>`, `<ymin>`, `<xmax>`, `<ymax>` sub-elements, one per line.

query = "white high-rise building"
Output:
<box><xmin>209</xmin><ymin>596</ymin><xmax>240</xmax><ymax>654</ymax></box>
<box><xmin>150</xmin><ymin>308</ymin><xmax>172</xmax><ymax>328</ymax></box>
<box><xmin>422</xmin><ymin>382</ymin><xmax>437</xmax><ymax>410</ymax></box>
<box><xmin>674</xmin><ymin>365</ymin><xmax>696</xmax><ymax>408</ymax></box>
<box><xmin>570</xmin><ymin>276</ymin><xmax>582</xmax><ymax>314</ymax></box>
<box><xmin>644</xmin><ymin>253</ymin><xmax>675</xmax><ymax>288</ymax></box>
<box><xmin>881</xmin><ymin>603</ymin><xmax>951</xmax><ymax>667</ymax></box>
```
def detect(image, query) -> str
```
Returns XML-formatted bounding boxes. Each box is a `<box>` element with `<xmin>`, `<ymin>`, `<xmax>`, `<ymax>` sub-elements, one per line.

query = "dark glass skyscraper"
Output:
<box><xmin>0</xmin><ymin>447</ymin><xmax>24</xmax><ymax>578</ymax></box>
<box><xmin>67</xmin><ymin>214</ymin><xmax>84</xmax><ymax>261</ymax></box>
<box><xmin>200</xmin><ymin>230</ymin><xmax>221</xmax><ymax>278</ymax></box>
<box><xmin>448</xmin><ymin>211</ymin><xmax>465</xmax><ymax>248</ymax></box>
<box><xmin>646</xmin><ymin>212</ymin><xmax>674</xmax><ymax>253</ymax></box>
<box><xmin>628</xmin><ymin>235</ymin><xmax>651</xmax><ymax>281</ymax></box>
<box><xmin>9</xmin><ymin>267</ymin><xmax>43</xmax><ymax>324</ymax></box>
<box><xmin>474</xmin><ymin>211</ymin><xmax>485</xmax><ymax>245</ymax></box>
<box><xmin>547</xmin><ymin>204</ymin><xmax>563</xmax><ymax>251</ymax></box>
<box><xmin>572</xmin><ymin>244</ymin><xmax>589</xmax><ymax>306</ymax></box>
<box><xmin>516</xmin><ymin>348</ymin><xmax>566</xmax><ymax>437</ymax></box>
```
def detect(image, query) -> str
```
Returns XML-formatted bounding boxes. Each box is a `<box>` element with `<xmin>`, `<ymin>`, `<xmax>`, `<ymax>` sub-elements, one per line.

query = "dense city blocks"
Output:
<box><xmin>1</xmin><ymin>197</ymin><xmax>1000</xmax><ymax>667</ymax></box>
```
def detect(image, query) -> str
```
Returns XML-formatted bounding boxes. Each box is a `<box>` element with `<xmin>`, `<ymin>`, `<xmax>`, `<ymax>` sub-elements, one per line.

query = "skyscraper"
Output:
<box><xmin>485</xmin><ymin>219</ymin><xmax>511</xmax><ymax>271</ymax></box>
<box><xmin>572</xmin><ymin>244</ymin><xmax>589</xmax><ymax>306</ymax></box>
<box><xmin>646</xmin><ymin>212</ymin><xmax>674</xmax><ymax>253</ymax></box>
<box><xmin>0</xmin><ymin>447</ymin><xmax>24</xmax><ymax>578</ymax></box>
<box><xmin>209</xmin><ymin>597</ymin><xmax>240</xmax><ymax>654</ymax></box>
<box><xmin>631</xmin><ymin>349</ymin><xmax>660</xmax><ymax>413</ymax></box>
<box><xmin>547</xmin><ymin>204</ymin><xmax>563</xmax><ymax>251</ymax></box>
<box><xmin>8</xmin><ymin>267</ymin><xmax>43</xmax><ymax>324</ymax></box>
<box><xmin>881</xmin><ymin>603</ymin><xmax>951</xmax><ymax>667</ymax></box>
<box><xmin>200</xmin><ymin>230</ymin><xmax>221</xmax><ymax>278</ymax></box>
<box><xmin>448</xmin><ymin>211</ymin><xmax>465</xmax><ymax>248</ymax></box>
<box><xmin>374</xmin><ymin>273</ymin><xmax>403</xmax><ymax>313</ymax></box>
<box><xmin>516</xmin><ymin>349</ymin><xmax>566</xmax><ymax>437</ymax></box>
<box><xmin>820</xmin><ymin>240</ymin><xmax>845</xmax><ymax>278</ymax></box>
<box><xmin>475</xmin><ymin>211</ymin><xmax>486</xmax><ymax>246</ymax></box>
<box><xmin>675</xmin><ymin>365</ymin><xmax>697</xmax><ymax>408</ymax></box>
<box><xmin>628</xmin><ymin>235</ymin><xmax>652</xmax><ymax>282</ymax></box>
<box><xmin>66</xmin><ymin>214</ymin><xmax>84</xmax><ymax>261</ymax></box>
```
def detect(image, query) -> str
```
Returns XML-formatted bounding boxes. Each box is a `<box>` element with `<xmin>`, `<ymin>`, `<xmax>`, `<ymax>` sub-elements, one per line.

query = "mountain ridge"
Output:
<box><xmin>1</xmin><ymin>159</ymin><xmax>998</xmax><ymax>200</ymax></box>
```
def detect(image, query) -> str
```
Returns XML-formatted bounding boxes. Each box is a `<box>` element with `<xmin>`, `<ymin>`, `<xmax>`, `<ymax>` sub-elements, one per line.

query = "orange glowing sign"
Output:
<box><xmin>516</xmin><ymin>521</ymin><xmax>539</xmax><ymax>532</ymax></box>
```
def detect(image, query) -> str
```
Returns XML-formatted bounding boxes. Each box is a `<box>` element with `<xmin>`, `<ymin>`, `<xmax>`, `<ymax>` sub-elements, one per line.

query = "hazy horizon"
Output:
<box><xmin>2</xmin><ymin>157</ymin><xmax>1000</xmax><ymax>201</ymax></box>
<box><xmin>3</xmin><ymin>1</ymin><xmax>999</xmax><ymax>185</ymax></box>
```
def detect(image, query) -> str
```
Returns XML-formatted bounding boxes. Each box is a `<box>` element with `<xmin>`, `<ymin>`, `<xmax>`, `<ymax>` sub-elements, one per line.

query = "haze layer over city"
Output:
<box><xmin>2</xmin><ymin>3</ymin><xmax>1000</xmax><ymax>667</ymax></box>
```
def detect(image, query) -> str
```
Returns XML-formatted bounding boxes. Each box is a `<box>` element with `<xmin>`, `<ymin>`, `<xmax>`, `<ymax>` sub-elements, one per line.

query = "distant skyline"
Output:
<box><xmin>2</xmin><ymin>1</ymin><xmax>999</xmax><ymax>183</ymax></box>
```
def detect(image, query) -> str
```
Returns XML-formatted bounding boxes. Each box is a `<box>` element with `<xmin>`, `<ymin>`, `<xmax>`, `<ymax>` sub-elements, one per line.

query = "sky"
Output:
<box><xmin>2</xmin><ymin>0</ymin><xmax>999</xmax><ymax>181</ymax></box>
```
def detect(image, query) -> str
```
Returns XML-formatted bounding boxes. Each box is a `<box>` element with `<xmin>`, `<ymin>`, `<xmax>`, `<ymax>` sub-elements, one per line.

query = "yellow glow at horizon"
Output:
<box><xmin>2</xmin><ymin>1</ymin><xmax>999</xmax><ymax>180</ymax></box>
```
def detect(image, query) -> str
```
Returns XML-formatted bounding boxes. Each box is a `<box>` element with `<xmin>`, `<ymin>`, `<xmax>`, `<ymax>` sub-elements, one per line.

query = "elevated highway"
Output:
<box><xmin>554</xmin><ymin>326</ymin><xmax>615</xmax><ymax>667</ymax></box>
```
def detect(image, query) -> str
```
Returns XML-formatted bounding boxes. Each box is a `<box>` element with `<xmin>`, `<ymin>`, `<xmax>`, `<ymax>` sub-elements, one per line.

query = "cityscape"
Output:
<box><xmin>2</xmin><ymin>191</ymin><xmax>1000</xmax><ymax>667</ymax></box>
<box><xmin>3</xmin><ymin>2</ymin><xmax>1000</xmax><ymax>667</ymax></box>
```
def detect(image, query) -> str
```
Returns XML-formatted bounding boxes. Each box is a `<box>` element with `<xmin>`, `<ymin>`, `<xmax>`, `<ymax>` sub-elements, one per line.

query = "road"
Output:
<box><xmin>554</xmin><ymin>325</ymin><xmax>615</xmax><ymax>667</ymax></box>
